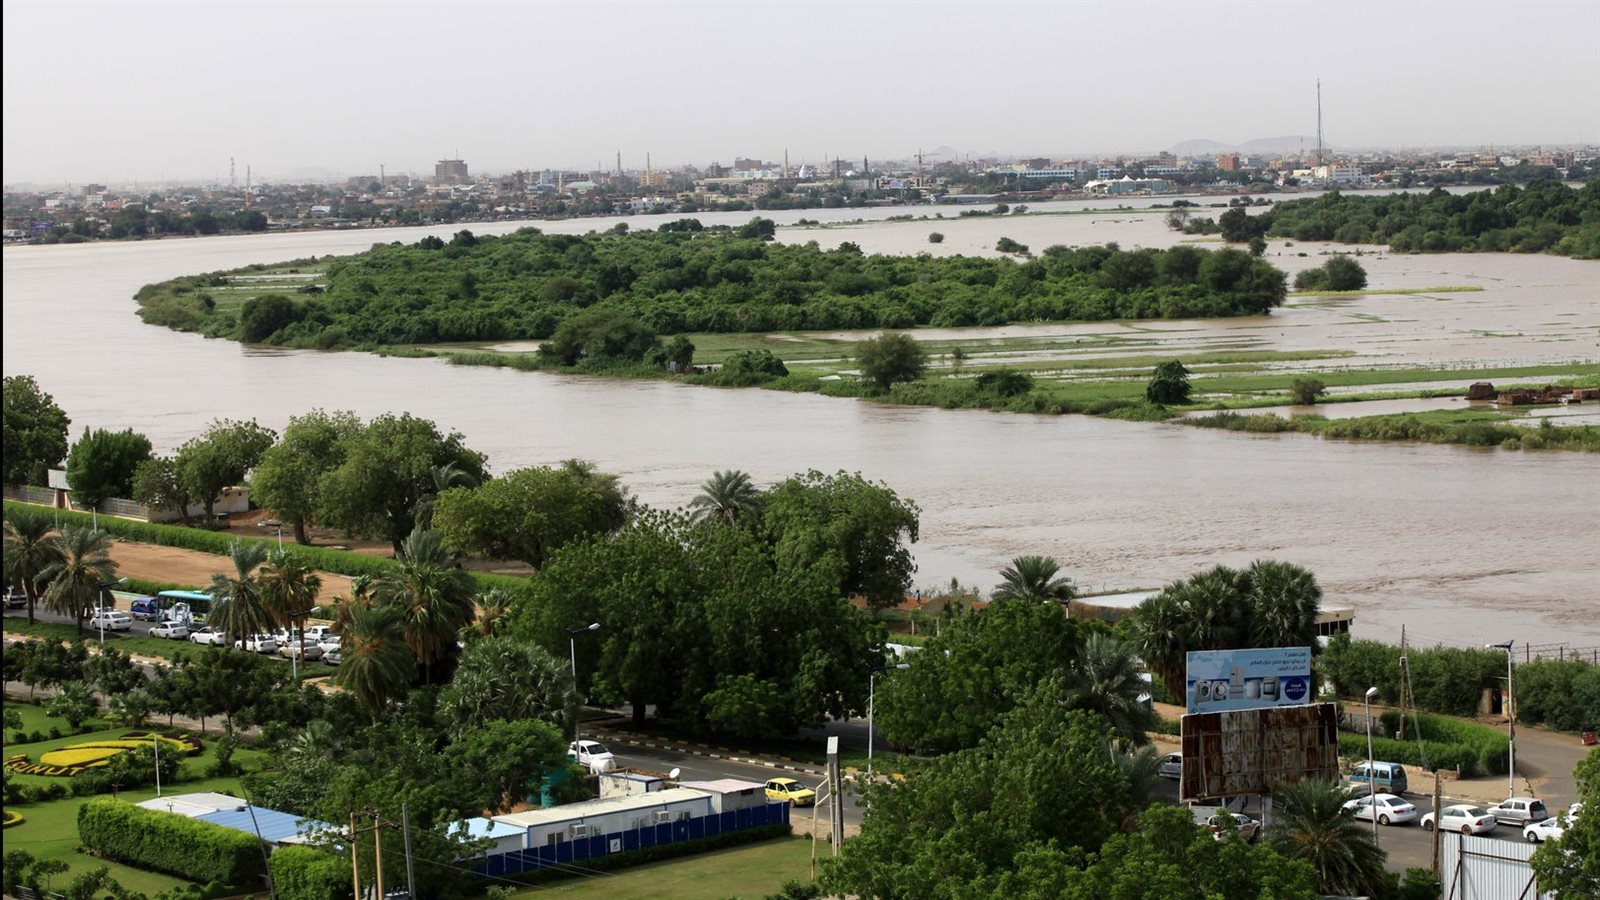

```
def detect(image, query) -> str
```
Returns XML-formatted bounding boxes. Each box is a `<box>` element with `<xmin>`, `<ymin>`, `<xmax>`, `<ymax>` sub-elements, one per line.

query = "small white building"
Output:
<box><xmin>458</xmin><ymin>817</ymin><xmax>527</xmax><ymax>854</ymax></box>
<box><xmin>135</xmin><ymin>792</ymin><xmax>248</xmax><ymax>817</ymax></box>
<box><xmin>677</xmin><ymin>779</ymin><xmax>768</xmax><ymax>814</ymax></box>
<box><xmin>598</xmin><ymin>772</ymin><xmax>665</xmax><ymax>799</ymax></box>
<box><xmin>492</xmin><ymin>788</ymin><xmax>712</xmax><ymax>849</ymax></box>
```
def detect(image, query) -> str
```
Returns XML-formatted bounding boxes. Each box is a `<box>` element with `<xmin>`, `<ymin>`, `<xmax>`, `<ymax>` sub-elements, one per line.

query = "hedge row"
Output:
<box><xmin>268</xmin><ymin>845</ymin><xmax>350</xmax><ymax>900</ymax></box>
<box><xmin>1337</xmin><ymin>711</ymin><xmax>1509</xmax><ymax>778</ymax></box>
<box><xmin>77</xmin><ymin>796</ymin><xmax>266</xmax><ymax>885</ymax></box>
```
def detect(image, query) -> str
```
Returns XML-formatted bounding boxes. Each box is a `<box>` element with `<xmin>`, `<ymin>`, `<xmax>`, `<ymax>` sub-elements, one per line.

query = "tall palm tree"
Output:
<box><xmin>1269</xmin><ymin>777</ymin><xmax>1387</xmax><ymax>898</ymax></box>
<box><xmin>1244</xmin><ymin>559</ymin><xmax>1322</xmax><ymax>650</ymax></box>
<box><xmin>1066</xmin><ymin>632</ymin><xmax>1156</xmax><ymax>744</ymax></box>
<box><xmin>258</xmin><ymin>548</ymin><xmax>323</xmax><ymax>634</ymax></box>
<box><xmin>1131</xmin><ymin>590</ymin><xmax>1189</xmax><ymax>703</ymax></box>
<box><xmin>3</xmin><ymin>508</ymin><xmax>65</xmax><ymax>625</ymax></box>
<box><xmin>687</xmin><ymin>469</ymin><xmax>762</xmax><ymax>526</ymax></box>
<box><xmin>38</xmin><ymin>525</ymin><xmax>118</xmax><ymax>633</ymax></box>
<box><xmin>338</xmin><ymin>604</ymin><xmax>416</xmax><ymax>717</ymax></box>
<box><xmin>375</xmin><ymin>527</ymin><xmax>476</xmax><ymax>681</ymax></box>
<box><xmin>992</xmin><ymin>555</ymin><xmax>1075</xmax><ymax>605</ymax></box>
<box><xmin>287</xmin><ymin>719</ymin><xmax>339</xmax><ymax>759</ymax></box>
<box><xmin>461</xmin><ymin>586</ymin><xmax>513</xmax><ymax>643</ymax></box>
<box><xmin>207</xmin><ymin>540</ymin><xmax>272</xmax><ymax>648</ymax></box>
<box><xmin>1112</xmin><ymin>744</ymin><xmax>1164</xmax><ymax>829</ymax></box>
<box><xmin>330</xmin><ymin>573</ymin><xmax>376</xmax><ymax>637</ymax></box>
<box><xmin>1179</xmin><ymin>565</ymin><xmax>1248</xmax><ymax>652</ymax></box>
<box><xmin>415</xmin><ymin>461</ymin><xmax>480</xmax><ymax>529</ymax></box>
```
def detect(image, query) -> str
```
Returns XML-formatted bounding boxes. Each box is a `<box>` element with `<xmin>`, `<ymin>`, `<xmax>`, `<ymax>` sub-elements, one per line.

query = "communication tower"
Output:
<box><xmin>1315</xmin><ymin>79</ymin><xmax>1324</xmax><ymax>168</ymax></box>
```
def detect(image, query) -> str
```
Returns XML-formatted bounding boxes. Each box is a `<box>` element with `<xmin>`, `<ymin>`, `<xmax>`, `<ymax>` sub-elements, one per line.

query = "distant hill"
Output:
<box><xmin>1170</xmin><ymin>136</ymin><xmax>1329</xmax><ymax>158</ymax></box>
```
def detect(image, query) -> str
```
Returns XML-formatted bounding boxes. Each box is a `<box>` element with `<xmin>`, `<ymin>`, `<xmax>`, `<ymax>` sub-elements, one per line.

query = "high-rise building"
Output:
<box><xmin>435</xmin><ymin>159</ymin><xmax>469</xmax><ymax>184</ymax></box>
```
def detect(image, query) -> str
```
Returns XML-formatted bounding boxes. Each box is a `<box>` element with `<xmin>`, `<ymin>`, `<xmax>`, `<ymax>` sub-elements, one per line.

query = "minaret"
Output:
<box><xmin>784</xmin><ymin>149</ymin><xmax>790</xmax><ymax>179</ymax></box>
<box><xmin>1315</xmin><ymin>79</ymin><xmax>1324</xmax><ymax>169</ymax></box>
<box><xmin>616</xmin><ymin>150</ymin><xmax>622</xmax><ymax>177</ymax></box>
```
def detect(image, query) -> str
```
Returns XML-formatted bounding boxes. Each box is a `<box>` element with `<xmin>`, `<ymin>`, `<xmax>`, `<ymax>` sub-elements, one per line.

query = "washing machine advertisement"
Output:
<box><xmin>1184</xmin><ymin>647</ymin><xmax>1313</xmax><ymax>714</ymax></box>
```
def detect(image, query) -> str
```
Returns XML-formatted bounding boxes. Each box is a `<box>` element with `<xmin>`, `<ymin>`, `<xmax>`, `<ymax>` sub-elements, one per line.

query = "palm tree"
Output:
<box><xmin>416</xmin><ymin>461</ymin><xmax>480</xmax><ymax>529</ymax></box>
<box><xmin>461</xmin><ymin>586</ymin><xmax>513</xmax><ymax>643</ymax></box>
<box><xmin>375</xmin><ymin>527</ymin><xmax>476</xmax><ymax>681</ymax></box>
<box><xmin>38</xmin><ymin>525</ymin><xmax>117</xmax><ymax>633</ymax></box>
<box><xmin>338</xmin><ymin>604</ymin><xmax>416</xmax><ymax>716</ymax></box>
<box><xmin>687</xmin><ymin>469</ymin><xmax>762</xmax><ymax>526</ymax></box>
<box><xmin>1066</xmin><ymin>632</ymin><xmax>1156</xmax><ymax>744</ymax></box>
<box><xmin>1244</xmin><ymin>559</ymin><xmax>1322</xmax><ymax>650</ymax></box>
<box><xmin>1131</xmin><ymin>590</ymin><xmax>1190</xmax><ymax>704</ymax></box>
<box><xmin>258</xmin><ymin>548</ymin><xmax>323</xmax><ymax>646</ymax></box>
<box><xmin>3</xmin><ymin>508</ymin><xmax>65</xmax><ymax>625</ymax></box>
<box><xmin>287</xmin><ymin>719</ymin><xmax>339</xmax><ymax>759</ymax></box>
<box><xmin>1269</xmin><ymin>778</ymin><xmax>1387</xmax><ymax>898</ymax></box>
<box><xmin>1112</xmin><ymin>744</ymin><xmax>1164</xmax><ymax>829</ymax></box>
<box><xmin>207</xmin><ymin>540</ymin><xmax>272</xmax><ymax>648</ymax></box>
<box><xmin>330</xmin><ymin>573</ymin><xmax>376</xmax><ymax>637</ymax></box>
<box><xmin>992</xmin><ymin>555</ymin><xmax>1075</xmax><ymax>605</ymax></box>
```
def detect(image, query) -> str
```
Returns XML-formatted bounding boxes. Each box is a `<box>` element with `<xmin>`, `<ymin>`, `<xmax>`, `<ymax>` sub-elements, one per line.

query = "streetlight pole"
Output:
<box><xmin>567</xmin><ymin>623</ymin><xmax>600</xmax><ymax>753</ymax></box>
<box><xmin>95</xmin><ymin>577</ymin><xmax>128</xmax><ymax>647</ymax></box>
<box><xmin>867</xmin><ymin>662</ymin><xmax>909</xmax><ymax>784</ymax></box>
<box><xmin>260</xmin><ymin>518</ymin><xmax>284</xmax><ymax>550</ymax></box>
<box><xmin>1486</xmin><ymin>641</ymin><xmax>1515</xmax><ymax>797</ymax></box>
<box><xmin>288</xmin><ymin>608</ymin><xmax>312</xmax><ymax>683</ymax></box>
<box><xmin>1364</xmin><ymin>686</ymin><xmax>1379</xmax><ymax>846</ymax></box>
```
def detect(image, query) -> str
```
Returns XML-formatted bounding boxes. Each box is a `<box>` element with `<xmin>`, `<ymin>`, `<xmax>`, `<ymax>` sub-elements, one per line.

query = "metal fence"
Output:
<box><xmin>1440</xmin><ymin>832</ymin><xmax>1549</xmax><ymax>900</ymax></box>
<box><xmin>1523</xmin><ymin>643</ymin><xmax>1599</xmax><ymax>664</ymax></box>
<box><xmin>472</xmin><ymin>802</ymin><xmax>790</xmax><ymax>877</ymax></box>
<box><xmin>2</xmin><ymin>484</ymin><xmax>56</xmax><ymax>505</ymax></box>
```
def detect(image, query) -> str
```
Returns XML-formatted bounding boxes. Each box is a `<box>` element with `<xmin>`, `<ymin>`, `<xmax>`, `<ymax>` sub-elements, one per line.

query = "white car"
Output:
<box><xmin>568</xmin><ymin>740</ymin><xmax>616</xmax><ymax>774</ymax></box>
<box><xmin>1524</xmin><ymin>816</ymin><xmax>1568</xmax><ymax>843</ymax></box>
<box><xmin>302</xmin><ymin>625</ymin><xmax>333</xmax><ymax>643</ymax></box>
<box><xmin>1158</xmin><ymin>752</ymin><xmax>1182</xmax><ymax>780</ymax></box>
<box><xmin>317</xmin><ymin>635</ymin><xmax>341</xmax><ymax>654</ymax></box>
<box><xmin>280</xmin><ymin>639</ymin><xmax>323</xmax><ymax>660</ymax></box>
<box><xmin>89</xmin><ymin>610</ymin><xmax>133</xmax><ymax>631</ymax></box>
<box><xmin>1421</xmin><ymin>804</ymin><xmax>1498</xmax><ymax>835</ymax></box>
<box><xmin>149</xmin><ymin>621</ymin><xmax>190</xmax><ymax>640</ymax></box>
<box><xmin>1343</xmin><ymin>793</ymin><xmax>1419</xmax><ymax>826</ymax></box>
<box><xmin>234</xmin><ymin>634</ymin><xmax>278</xmax><ymax>654</ymax></box>
<box><xmin>188</xmin><ymin>626</ymin><xmax>229</xmax><ymax>646</ymax></box>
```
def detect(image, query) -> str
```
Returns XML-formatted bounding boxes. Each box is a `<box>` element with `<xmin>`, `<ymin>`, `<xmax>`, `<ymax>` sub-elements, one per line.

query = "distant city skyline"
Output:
<box><xmin>4</xmin><ymin>0</ymin><xmax>1597</xmax><ymax>186</ymax></box>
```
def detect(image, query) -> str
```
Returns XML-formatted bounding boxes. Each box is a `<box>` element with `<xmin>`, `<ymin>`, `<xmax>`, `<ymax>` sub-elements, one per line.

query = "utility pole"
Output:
<box><xmin>373</xmin><ymin>810</ymin><xmax>385</xmax><ymax>900</ymax></box>
<box><xmin>1398</xmin><ymin>625</ymin><xmax>1407</xmax><ymax>741</ymax></box>
<box><xmin>350</xmin><ymin>812</ymin><xmax>362</xmax><ymax>899</ymax></box>
<box><xmin>401</xmin><ymin>802</ymin><xmax>417</xmax><ymax>900</ymax></box>
<box><xmin>1431</xmin><ymin>772</ymin><xmax>1443</xmax><ymax>880</ymax></box>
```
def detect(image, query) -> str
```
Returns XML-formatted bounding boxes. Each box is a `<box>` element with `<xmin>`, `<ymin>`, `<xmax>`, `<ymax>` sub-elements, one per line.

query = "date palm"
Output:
<box><xmin>4</xmin><ymin>507</ymin><xmax>64</xmax><ymax>625</ymax></box>
<box><xmin>330</xmin><ymin>573</ymin><xmax>376</xmax><ymax>637</ymax></box>
<box><xmin>38</xmin><ymin>524</ymin><xmax>117</xmax><ymax>633</ymax></box>
<box><xmin>1269</xmin><ymin>777</ymin><xmax>1387</xmax><ymax>898</ymax></box>
<box><xmin>1066</xmin><ymin>632</ymin><xmax>1156</xmax><ymax>745</ymax></box>
<box><xmin>338</xmin><ymin>604</ymin><xmax>416</xmax><ymax>717</ymax></box>
<box><xmin>207</xmin><ymin>540</ymin><xmax>272</xmax><ymax>649</ymax></box>
<box><xmin>416</xmin><ymin>461</ymin><xmax>480</xmax><ymax>529</ymax></box>
<box><xmin>258</xmin><ymin>548</ymin><xmax>323</xmax><ymax>637</ymax></box>
<box><xmin>992</xmin><ymin>555</ymin><xmax>1075</xmax><ymax>605</ymax></box>
<box><xmin>375</xmin><ymin>527</ymin><xmax>476</xmax><ymax>681</ymax></box>
<box><xmin>687</xmin><ymin>469</ymin><xmax>762</xmax><ymax>526</ymax></box>
<box><xmin>1244</xmin><ymin>559</ymin><xmax>1322</xmax><ymax>650</ymax></box>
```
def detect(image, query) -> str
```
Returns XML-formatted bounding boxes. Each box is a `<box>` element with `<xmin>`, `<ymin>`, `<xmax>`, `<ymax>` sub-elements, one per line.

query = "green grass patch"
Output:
<box><xmin>1185</xmin><ymin>409</ymin><xmax>1600</xmax><ymax>451</ymax></box>
<box><xmin>509</xmin><ymin>834</ymin><xmax>816</xmax><ymax>899</ymax></box>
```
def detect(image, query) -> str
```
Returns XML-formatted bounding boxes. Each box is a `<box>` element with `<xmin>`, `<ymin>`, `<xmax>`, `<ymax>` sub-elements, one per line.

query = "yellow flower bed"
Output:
<box><xmin>2</xmin><ymin>809</ymin><xmax>23</xmax><ymax>828</ymax></box>
<box><xmin>38</xmin><ymin>745</ymin><xmax>125</xmax><ymax>767</ymax></box>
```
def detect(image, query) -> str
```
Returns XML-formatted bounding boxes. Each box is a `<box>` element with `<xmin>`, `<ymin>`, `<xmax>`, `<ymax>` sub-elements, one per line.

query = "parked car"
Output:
<box><xmin>568</xmin><ymin>740</ymin><xmax>616</xmax><ymax>773</ymax></box>
<box><xmin>302</xmin><ymin>625</ymin><xmax>333</xmax><ymax>643</ymax></box>
<box><xmin>317</xmin><ymin>635</ymin><xmax>341</xmax><ymax>654</ymax></box>
<box><xmin>1488</xmin><ymin>797</ymin><xmax>1549</xmax><ymax>827</ymax></box>
<box><xmin>1421</xmin><ymin>804</ymin><xmax>1498</xmax><ymax>835</ymax></box>
<box><xmin>88</xmin><ymin>610</ymin><xmax>133</xmax><ymax>631</ymax></box>
<box><xmin>1348</xmin><ymin>761</ymin><xmax>1408</xmax><ymax>795</ymax></box>
<box><xmin>322</xmin><ymin>649</ymin><xmax>342</xmax><ymax>667</ymax></box>
<box><xmin>1158</xmin><ymin>752</ymin><xmax>1183</xmax><ymax>780</ymax></box>
<box><xmin>4</xmin><ymin>587</ymin><xmax>26</xmax><ymax>609</ymax></box>
<box><xmin>188</xmin><ymin>626</ymin><xmax>229</xmax><ymax>646</ymax></box>
<box><xmin>1342</xmin><ymin>793</ymin><xmax>1418</xmax><ymax>826</ymax></box>
<box><xmin>1203</xmin><ymin>811</ymin><xmax>1261</xmax><ymax>843</ymax></box>
<box><xmin>234</xmin><ymin>634</ymin><xmax>278</xmax><ymax>654</ymax></box>
<box><xmin>280</xmin><ymin>640</ymin><xmax>323</xmax><ymax>660</ymax></box>
<box><xmin>1524</xmin><ymin>816</ymin><xmax>1568</xmax><ymax>843</ymax></box>
<box><xmin>129</xmin><ymin>597</ymin><xmax>162</xmax><ymax>620</ymax></box>
<box><xmin>149</xmin><ymin>622</ymin><xmax>190</xmax><ymax>640</ymax></box>
<box><xmin>764</xmin><ymin>777</ymin><xmax>817</xmax><ymax>807</ymax></box>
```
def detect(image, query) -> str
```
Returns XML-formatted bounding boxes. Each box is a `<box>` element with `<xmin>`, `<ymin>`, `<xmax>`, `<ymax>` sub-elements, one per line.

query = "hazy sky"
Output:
<box><xmin>5</xmin><ymin>0</ymin><xmax>1598</xmax><ymax>185</ymax></box>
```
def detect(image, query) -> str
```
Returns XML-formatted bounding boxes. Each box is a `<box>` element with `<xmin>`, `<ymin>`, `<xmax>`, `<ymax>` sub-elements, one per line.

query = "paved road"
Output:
<box><xmin>604</xmin><ymin>742</ymin><xmax>863</xmax><ymax>832</ymax></box>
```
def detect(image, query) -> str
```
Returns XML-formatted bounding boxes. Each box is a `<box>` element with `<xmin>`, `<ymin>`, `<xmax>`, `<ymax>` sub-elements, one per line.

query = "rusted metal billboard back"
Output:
<box><xmin>1180</xmin><ymin>702</ymin><xmax>1339</xmax><ymax>801</ymax></box>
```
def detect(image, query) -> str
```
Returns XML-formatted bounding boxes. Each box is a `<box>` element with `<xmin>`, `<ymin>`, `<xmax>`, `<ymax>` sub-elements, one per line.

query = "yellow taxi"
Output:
<box><xmin>764</xmin><ymin>777</ymin><xmax>816</xmax><ymax>806</ymax></box>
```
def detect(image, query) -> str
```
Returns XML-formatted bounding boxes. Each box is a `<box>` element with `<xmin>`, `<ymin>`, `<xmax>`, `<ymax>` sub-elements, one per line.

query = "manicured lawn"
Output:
<box><xmin>512</xmin><ymin>835</ymin><xmax>816</xmax><ymax>899</ymax></box>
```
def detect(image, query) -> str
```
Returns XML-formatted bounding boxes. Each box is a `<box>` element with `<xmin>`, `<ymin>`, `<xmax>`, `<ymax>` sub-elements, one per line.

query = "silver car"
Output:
<box><xmin>1488</xmin><ymin>797</ymin><xmax>1549</xmax><ymax>827</ymax></box>
<box><xmin>1158</xmin><ymin>752</ymin><xmax>1183</xmax><ymax>780</ymax></box>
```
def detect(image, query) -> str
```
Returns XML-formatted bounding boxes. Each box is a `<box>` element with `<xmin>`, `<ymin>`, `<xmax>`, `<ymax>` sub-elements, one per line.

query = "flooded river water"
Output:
<box><xmin>3</xmin><ymin>199</ymin><xmax>1597</xmax><ymax>650</ymax></box>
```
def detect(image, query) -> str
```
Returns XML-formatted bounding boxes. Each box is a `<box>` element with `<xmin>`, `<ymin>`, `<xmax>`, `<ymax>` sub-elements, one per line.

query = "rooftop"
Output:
<box><xmin>493</xmin><ymin>788</ymin><xmax>711</xmax><ymax>828</ymax></box>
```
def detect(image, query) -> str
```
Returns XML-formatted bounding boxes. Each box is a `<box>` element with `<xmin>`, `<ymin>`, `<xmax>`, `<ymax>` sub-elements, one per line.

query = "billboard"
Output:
<box><xmin>1179</xmin><ymin>702</ymin><xmax>1340</xmax><ymax>801</ymax></box>
<box><xmin>1185</xmin><ymin>647</ymin><xmax>1313</xmax><ymax>714</ymax></box>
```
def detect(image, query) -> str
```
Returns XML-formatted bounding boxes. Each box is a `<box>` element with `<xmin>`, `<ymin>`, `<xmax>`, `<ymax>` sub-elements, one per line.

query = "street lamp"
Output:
<box><xmin>259</xmin><ymin>519</ymin><xmax>284</xmax><ymax>550</ymax></box>
<box><xmin>95</xmin><ymin>577</ymin><xmax>128</xmax><ymax>646</ymax></box>
<box><xmin>1486</xmin><ymin>641</ymin><xmax>1515</xmax><ymax>797</ymax></box>
<box><xmin>1364</xmin><ymin>686</ymin><xmax>1379</xmax><ymax>845</ymax></box>
<box><xmin>567</xmin><ymin>623</ymin><xmax>600</xmax><ymax>752</ymax></box>
<box><xmin>287</xmin><ymin>608</ymin><xmax>313</xmax><ymax>682</ymax></box>
<box><xmin>867</xmin><ymin>662</ymin><xmax>910</xmax><ymax>784</ymax></box>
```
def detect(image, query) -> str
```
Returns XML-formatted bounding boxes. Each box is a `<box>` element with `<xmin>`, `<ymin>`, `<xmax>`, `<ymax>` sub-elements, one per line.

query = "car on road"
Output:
<box><xmin>1421</xmin><ymin>804</ymin><xmax>1498</xmax><ymax>835</ymax></box>
<box><xmin>1488</xmin><ymin>797</ymin><xmax>1549</xmax><ymax>827</ymax></box>
<box><xmin>1524</xmin><ymin>816</ymin><xmax>1568</xmax><ymax>843</ymax></box>
<box><xmin>1158</xmin><ymin>752</ymin><xmax>1183</xmax><ymax>780</ymax></box>
<box><xmin>280</xmin><ymin>639</ymin><xmax>323</xmax><ymax>660</ymax></box>
<box><xmin>130</xmin><ymin>597</ymin><xmax>162</xmax><ymax>620</ymax></box>
<box><xmin>188</xmin><ymin>626</ymin><xmax>229</xmax><ymax>646</ymax></box>
<box><xmin>149</xmin><ymin>622</ymin><xmax>190</xmax><ymax>640</ymax></box>
<box><xmin>88</xmin><ymin>610</ymin><xmax>133</xmax><ymax>631</ymax></box>
<box><xmin>317</xmin><ymin>636</ymin><xmax>341</xmax><ymax>654</ymax></box>
<box><xmin>1343</xmin><ymin>793</ymin><xmax>1418</xmax><ymax>826</ymax></box>
<box><xmin>234</xmin><ymin>634</ymin><xmax>278</xmax><ymax>654</ymax></box>
<box><xmin>764</xmin><ymin>777</ymin><xmax>817</xmax><ymax>807</ymax></box>
<box><xmin>302</xmin><ymin>625</ymin><xmax>333</xmax><ymax>643</ymax></box>
<box><xmin>568</xmin><ymin>740</ymin><xmax>616</xmax><ymax>774</ymax></box>
<box><xmin>322</xmin><ymin>649</ymin><xmax>342</xmax><ymax>666</ymax></box>
<box><xmin>7</xmin><ymin>587</ymin><xmax>30</xmax><ymax>609</ymax></box>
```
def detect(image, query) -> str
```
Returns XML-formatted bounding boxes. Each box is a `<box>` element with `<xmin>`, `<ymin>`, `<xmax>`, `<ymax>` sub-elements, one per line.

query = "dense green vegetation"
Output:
<box><xmin>1259</xmin><ymin>180</ymin><xmax>1600</xmax><ymax>257</ymax></box>
<box><xmin>78</xmin><ymin>797</ymin><xmax>266</xmax><ymax>884</ymax></box>
<box><xmin>135</xmin><ymin>224</ymin><xmax>1289</xmax><ymax>348</ymax></box>
<box><xmin>1186</xmin><ymin>410</ymin><xmax>1600</xmax><ymax>452</ymax></box>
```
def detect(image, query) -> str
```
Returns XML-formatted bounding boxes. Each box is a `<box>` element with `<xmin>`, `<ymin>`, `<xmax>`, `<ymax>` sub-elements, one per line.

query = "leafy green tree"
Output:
<box><xmin>719</xmin><ymin>349</ymin><xmax>790</xmax><ymax>381</ymax></box>
<box><xmin>1219</xmin><ymin>206</ymin><xmax>1268</xmax><ymax>243</ymax></box>
<box><xmin>2</xmin><ymin>375</ymin><xmax>71</xmax><ymax>486</ymax></box>
<box><xmin>451</xmin><ymin>718</ymin><xmax>567</xmax><ymax>813</ymax></box>
<box><xmin>687</xmin><ymin>469</ymin><xmax>763</xmax><ymax>526</ymax></box>
<box><xmin>44</xmin><ymin>680</ymin><xmax>99</xmax><ymax>731</ymax></box>
<box><xmin>174</xmin><ymin>418</ymin><xmax>277</xmax><ymax>520</ymax></box>
<box><xmin>3</xmin><ymin>506</ymin><xmax>64</xmax><ymax>624</ymax></box>
<box><xmin>250</xmin><ymin>409</ymin><xmax>362</xmax><ymax>544</ymax></box>
<box><xmin>1144</xmin><ymin>359</ymin><xmax>1192</xmax><ymax>405</ymax></box>
<box><xmin>317</xmin><ymin>413</ymin><xmax>488</xmax><ymax>554</ymax></box>
<box><xmin>856</xmin><ymin>333</ymin><xmax>927</xmax><ymax>392</ymax></box>
<box><xmin>130</xmin><ymin>455</ymin><xmax>191</xmax><ymax>522</ymax></box>
<box><xmin>64</xmin><ymin>427</ymin><xmax>152</xmax><ymax>509</ymax></box>
<box><xmin>207</xmin><ymin>539</ymin><xmax>273</xmax><ymax>647</ymax></box>
<box><xmin>38</xmin><ymin>525</ymin><xmax>118</xmax><ymax>633</ymax></box>
<box><xmin>17</xmin><ymin>639</ymin><xmax>88</xmax><ymax>696</ymax></box>
<box><xmin>927</xmin><ymin>232</ymin><xmax>944</xmax><ymax>244</ymax></box>
<box><xmin>735</xmin><ymin>217</ymin><xmax>777</xmax><ymax>240</ymax></box>
<box><xmin>539</xmin><ymin>307</ymin><xmax>659</xmax><ymax>366</ymax></box>
<box><xmin>84</xmin><ymin>646</ymin><xmax>146</xmax><ymax>695</ymax></box>
<box><xmin>992</xmin><ymin>555</ymin><xmax>1075</xmax><ymax>604</ymax></box>
<box><xmin>433</xmin><ymin>464</ymin><xmax>627</xmax><ymax>569</ymax></box>
<box><xmin>1290</xmin><ymin>377</ymin><xmax>1328</xmax><ymax>404</ymax></box>
<box><xmin>1268</xmin><ymin>777</ymin><xmax>1387</xmax><ymax>898</ymax></box>
<box><xmin>237</xmin><ymin>294</ymin><xmax>304</xmax><ymax>343</ymax></box>
<box><xmin>762</xmin><ymin>470</ymin><xmax>920</xmax><ymax>611</ymax></box>
<box><xmin>336</xmin><ymin>604</ymin><xmax>416</xmax><ymax>717</ymax></box>
<box><xmin>415</xmin><ymin>460</ymin><xmax>480</xmax><ymax>530</ymax></box>
<box><xmin>1322</xmin><ymin>256</ymin><xmax>1368</xmax><ymax>290</ymax></box>
<box><xmin>438</xmin><ymin>636</ymin><xmax>576</xmax><ymax>736</ymax></box>
<box><xmin>1530</xmin><ymin>747</ymin><xmax>1599</xmax><ymax>897</ymax></box>
<box><xmin>376</xmin><ymin>527</ymin><xmax>476</xmax><ymax>681</ymax></box>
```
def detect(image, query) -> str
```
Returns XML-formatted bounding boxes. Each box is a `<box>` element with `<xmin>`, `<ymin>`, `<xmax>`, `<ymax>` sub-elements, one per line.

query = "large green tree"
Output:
<box><xmin>856</xmin><ymin>332</ymin><xmax>927</xmax><ymax>391</ymax></box>
<box><xmin>250</xmin><ymin>409</ymin><xmax>362</xmax><ymax>544</ymax></box>
<box><xmin>1065</xmin><ymin>631</ymin><xmax>1157</xmax><ymax>745</ymax></box>
<box><xmin>437</xmin><ymin>636</ymin><xmax>576</xmax><ymax>737</ymax></box>
<box><xmin>130</xmin><ymin>455</ymin><xmax>191</xmax><ymax>522</ymax></box>
<box><xmin>762</xmin><ymin>469</ymin><xmax>920</xmax><ymax>612</ymax></box>
<box><xmin>432</xmin><ymin>464</ymin><xmax>627</xmax><ymax>569</ymax></box>
<box><xmin>337</xmin><ymin>604</ymin><xmax>417</xmax><ymax>717</ymax></box>
<box><xmin>1144</xmin><ymin>359</ymin><xmax>1192</xmax><ymax>405</ymax></box>
<box><xmin>174</xmin><ymin>418</ymin><xmax>277</xmax><ymax>519</ymax></box>
<box><xmin>64</xmin><ymin>427</ymin><xmax>152</xmax><ymax>509</ymax></box>
<box><xmin>2</xmin><ymin>375</ymin><xmax>71</xmax><ymax>486</ymax></box>
<box><xmin>686</xmin><ymin>469</ymin><xmax>763</xmax><ymax>527</ymax></box>
<box><xmin>257</xmin><ymin>548</ymin><xmax>323</xmax><ymax>633</ymax></box>
<box><xmin>1531</xmin><ymin>748</ymin><xmax>1599</xmax><ymax>898</ymax></box>
<box><xmin>317</xmin><ymin>414</ymin><xmax>488</xmax><ymax>554</ymax></box>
